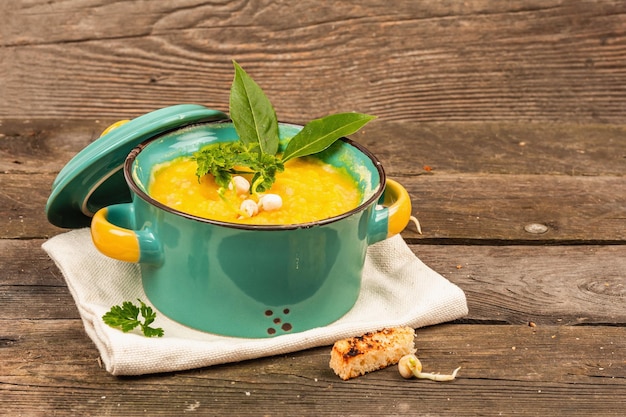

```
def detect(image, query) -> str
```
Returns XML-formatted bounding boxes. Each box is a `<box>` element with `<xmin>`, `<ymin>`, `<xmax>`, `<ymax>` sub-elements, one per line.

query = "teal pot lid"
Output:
<box><xmin>46</xmin><ymin>104</ymin><xmax>229</xmax><ymax>228</ymax></box>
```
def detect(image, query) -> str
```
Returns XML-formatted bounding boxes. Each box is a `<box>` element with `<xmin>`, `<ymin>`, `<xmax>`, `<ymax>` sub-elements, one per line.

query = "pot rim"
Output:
<box><xmin>123</xmin><ymin>120</ymin><xmax>386</xmax><ymax>231</ymax></box>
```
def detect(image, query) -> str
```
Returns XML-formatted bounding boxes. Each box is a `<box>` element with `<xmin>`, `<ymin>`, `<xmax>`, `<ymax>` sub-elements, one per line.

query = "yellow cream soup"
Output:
<box><xmin>149</xmin><ymin>156</ymin><xmax>362</xmax><ymax>225</ymax></box>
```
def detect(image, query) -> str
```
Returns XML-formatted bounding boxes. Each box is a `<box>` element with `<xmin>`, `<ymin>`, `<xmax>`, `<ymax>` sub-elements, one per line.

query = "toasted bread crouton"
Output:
<box><xmin>329</xmin><ymin>327</ymin><xmax>416</xmax><ymax>380</ymax></box>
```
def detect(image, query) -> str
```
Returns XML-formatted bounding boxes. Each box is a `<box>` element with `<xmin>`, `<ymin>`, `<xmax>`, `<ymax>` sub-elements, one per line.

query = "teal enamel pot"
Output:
<box><xmin>85</xmin><ymin>110</ymin><xmax>411</xmax><ymax>338</ymax></box>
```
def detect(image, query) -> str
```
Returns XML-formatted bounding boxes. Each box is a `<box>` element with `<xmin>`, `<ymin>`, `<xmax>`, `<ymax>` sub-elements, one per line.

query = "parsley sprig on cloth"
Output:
<box><xmin>102</xmin><ymin>299</ymin><xmax>164</xmax><ymax>338</ymax></box>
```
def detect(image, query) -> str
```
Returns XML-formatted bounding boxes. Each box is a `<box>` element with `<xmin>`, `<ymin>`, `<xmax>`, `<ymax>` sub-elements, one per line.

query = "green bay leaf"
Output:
<box><xmin>229</xmin><ymin>61</ymin><xmax>279</xmax><ymax>155</ymax></box>
<box><xmin>281</xmin><ymin>112</ymin><xmax>376</xmax><ymax>162</ymax></box>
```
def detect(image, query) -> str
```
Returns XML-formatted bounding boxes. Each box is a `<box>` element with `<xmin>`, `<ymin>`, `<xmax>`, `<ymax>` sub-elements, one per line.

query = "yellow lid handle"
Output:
<box><xmin>99</xmin><ymin>119</ymin><xmax>131</xmax><ymax>137</ymax></box>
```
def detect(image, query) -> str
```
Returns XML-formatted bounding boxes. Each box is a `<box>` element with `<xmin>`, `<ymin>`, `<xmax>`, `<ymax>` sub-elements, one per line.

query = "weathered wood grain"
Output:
<box><xmin>3</xmin><ymin>239</ymin><xmax>625</xmax><ymax>325</ymax></box>
<box><xmin>2</xmin><ymin>1</ymin><xmax>626</xmax><ymax>415</ymax></box>
<box><xmin>1</xmin><ymin>321</ymin><xmax>624</xmax><ymax>416</ymax></box>
<box><xmin>3</xmin><ymin>171</ymin><xmax>624</xmax><ymax>242</ymax></box>
<box><xmin>427</xmin><ymin>244</ymin><xmax>626</xmax><ymax>325</ymax></box>
<box><xmin>1</xmin><ymin>1</ymin><xmax>625</xmax><ymax>123</ymax></box>
<box><xmin>0</xmin><ymin>119</ymin><xmax>107</xmax><ymax>173</ymax></box>
<box><xmin>3</xmin><ymin>119</ymin><xmax>626</xmax><ymax>176</ymax></box>
<box><xmin>2</xmin><ymin>119</ymin><xmax>625</xmax><ymax>241</ymax></box>
<box><xmin>360</xmin><ymin>122</ymin><xmax>626</xmax><ymax>177</ymax></box>
<box><xmin>0</xmin><ymin>173</ymin><xmax>65</xmax><ymax>239</ymax></box>
<box><xmin>402</xmin><ymin>174</ymin><xmax>626</xmax><ymax>243</ymax></box>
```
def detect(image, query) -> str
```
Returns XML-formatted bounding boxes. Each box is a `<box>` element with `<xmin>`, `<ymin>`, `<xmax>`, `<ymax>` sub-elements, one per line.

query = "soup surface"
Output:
<box><xmin>149</xmin><ymin>156</ymin><xmax>362</xmax><ymax>225</ymax></box>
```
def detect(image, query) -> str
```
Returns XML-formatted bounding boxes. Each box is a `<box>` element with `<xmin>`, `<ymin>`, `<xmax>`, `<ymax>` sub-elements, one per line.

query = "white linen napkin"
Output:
<box><xmin>42</xmin><ymin>228</ymin><xmax>467</xmax><ymax>376</ymax></box>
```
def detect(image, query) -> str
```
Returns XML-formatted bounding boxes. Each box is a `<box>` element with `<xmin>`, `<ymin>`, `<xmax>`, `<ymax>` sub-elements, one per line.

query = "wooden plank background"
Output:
<box><xmin>2</xmin><ymin>119</ymin><xmax>625</xmax><ymax>243</ymax></box>
<box><xmin>1</xmin><ymin>0</ymin><xmax>625</xmax><ymax>123</ymax></box>
<box><xmin>1</xmin><ymin>1</ymin><xmax>625</xmax><ymax>416</ymax></box>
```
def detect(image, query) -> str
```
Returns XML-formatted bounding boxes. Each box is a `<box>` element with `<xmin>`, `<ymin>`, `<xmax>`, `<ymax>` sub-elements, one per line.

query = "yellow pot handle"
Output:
<box><xmin>91</xmin><ymin>206</ymin><xmax>141</xmax><ymax>263</ymax></box>
<box><xmin>91</xmin><ymin>204</ymin><xmax>161</xmax><ymax>264</ymax></box>
<box><xmin>382</xmin><ymin>179</ymin><xmax>412</xmax><ymax>238</ymax></box>
<box><xmin>368</xmin><ymin>179</ymin><xmax>412</xmax><ymax>244</ymax></box>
